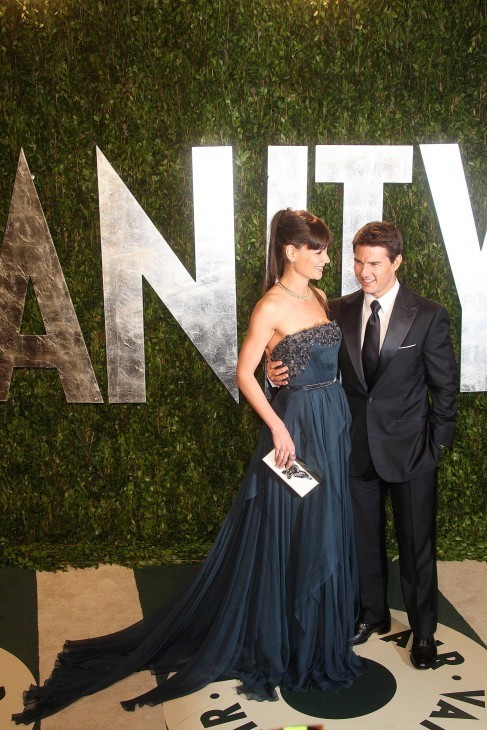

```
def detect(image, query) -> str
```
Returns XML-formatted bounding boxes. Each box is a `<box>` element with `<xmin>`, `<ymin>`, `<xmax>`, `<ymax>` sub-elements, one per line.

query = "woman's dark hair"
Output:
<box><xmin>265</xmin><ymin>208</ymin><xmax>332</xmax><ymax>292</ymax></box>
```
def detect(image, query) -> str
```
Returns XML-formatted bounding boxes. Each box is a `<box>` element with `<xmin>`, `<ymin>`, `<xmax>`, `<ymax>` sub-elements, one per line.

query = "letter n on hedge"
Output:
<box><xmin>97</xmin><ymin>146</ymin><xmax>238</xmax><ymax>403</ymax></box>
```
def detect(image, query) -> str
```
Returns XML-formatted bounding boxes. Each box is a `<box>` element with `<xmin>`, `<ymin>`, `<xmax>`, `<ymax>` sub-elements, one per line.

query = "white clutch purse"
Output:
<box><xmin>262</xmin><ymin>450</ymin><xmax>320</xmax><ymax>497</ymax></box>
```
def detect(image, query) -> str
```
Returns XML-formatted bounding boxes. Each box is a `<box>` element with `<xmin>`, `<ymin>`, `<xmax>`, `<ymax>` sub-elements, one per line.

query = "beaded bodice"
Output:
<box><xmin>270</xmin><ymin>321</ymin><xmax>342</xmax><ymax>386</ymax></box>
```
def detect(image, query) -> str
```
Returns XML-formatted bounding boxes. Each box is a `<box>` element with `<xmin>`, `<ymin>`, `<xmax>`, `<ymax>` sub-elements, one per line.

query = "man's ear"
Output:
<box><xmin>393</xmin><ymin>254</ymin><xmax>403</xmax><ymax>272</ymax></box>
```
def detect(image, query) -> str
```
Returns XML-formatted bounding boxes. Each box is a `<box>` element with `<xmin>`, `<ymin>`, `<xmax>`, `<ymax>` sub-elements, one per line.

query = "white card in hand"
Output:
<box><xmin>263</xmin><ymin>450</ymin><xmax>320</xmax><ymax>497</ymax></box>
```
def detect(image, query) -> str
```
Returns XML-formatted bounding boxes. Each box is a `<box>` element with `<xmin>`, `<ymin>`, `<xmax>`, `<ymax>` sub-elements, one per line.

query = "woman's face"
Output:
<box><xmin>289</xmin><ymin>245</ymin><xmax>330</xmax><ymax>280</ymax></box>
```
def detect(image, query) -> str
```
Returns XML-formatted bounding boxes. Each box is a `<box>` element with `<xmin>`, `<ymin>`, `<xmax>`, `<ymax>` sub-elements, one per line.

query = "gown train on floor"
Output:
<box><xmin>13</xmin><ymin>322</ymin><xmax>366</xmax><ymax>725</ymax></box>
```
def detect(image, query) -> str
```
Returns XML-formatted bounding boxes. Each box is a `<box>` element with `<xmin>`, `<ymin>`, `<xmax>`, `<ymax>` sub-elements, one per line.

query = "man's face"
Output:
<box><xmin>353</xmin><ymin>244</ymin><xmax>402</xmax><ymax>298</ymax></box>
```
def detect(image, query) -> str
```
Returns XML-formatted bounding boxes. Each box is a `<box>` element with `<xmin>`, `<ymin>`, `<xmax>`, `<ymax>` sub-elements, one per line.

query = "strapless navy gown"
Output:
<box><xmin>13</xmin><ymin>322</ymin><xmax>365</xmax><ymax>725</ymax></box>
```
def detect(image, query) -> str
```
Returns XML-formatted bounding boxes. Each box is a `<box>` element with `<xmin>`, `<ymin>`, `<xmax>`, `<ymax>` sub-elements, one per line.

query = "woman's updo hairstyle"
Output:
<box><xmin>265</xmin><ymin>208</ymin><xmax>332</xmax><ymax>292</ymax></box>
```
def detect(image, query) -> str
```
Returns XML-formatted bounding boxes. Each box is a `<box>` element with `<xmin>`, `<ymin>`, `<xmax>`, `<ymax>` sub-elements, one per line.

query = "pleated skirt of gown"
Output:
<box><xmin>13</xmin><ymin>378</ymin><xmax>365</xmax><ymax>724</ymax></box>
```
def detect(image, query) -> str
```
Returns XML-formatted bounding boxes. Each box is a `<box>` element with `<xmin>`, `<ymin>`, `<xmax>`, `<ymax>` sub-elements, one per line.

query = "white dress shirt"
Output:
<box><xmin>361</xmin><ymin>278</ymin><xmax>400</xmax><ymax>351</ymax></box>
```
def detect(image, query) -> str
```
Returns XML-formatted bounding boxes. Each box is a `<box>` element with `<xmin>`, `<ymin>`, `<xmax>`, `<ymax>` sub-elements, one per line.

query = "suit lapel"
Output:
<box><xmin>374</xmin><ymin>284</ymin><xmax>419</xmax><ymax>383</ymax></box>
<box><xmin>340</xmin><ymin>291</ymin><xmax>367</xmax><ymax>389</ymax></box>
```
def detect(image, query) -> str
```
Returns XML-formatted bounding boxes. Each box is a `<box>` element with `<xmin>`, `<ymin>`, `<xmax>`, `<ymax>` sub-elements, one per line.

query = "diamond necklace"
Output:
<box><xmin>276</xmin><ymin>280</ymin><xmax>313</xmax><ymax>301</ymax></box>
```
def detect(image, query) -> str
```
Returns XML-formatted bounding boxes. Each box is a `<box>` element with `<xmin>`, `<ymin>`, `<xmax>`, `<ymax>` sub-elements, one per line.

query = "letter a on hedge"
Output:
<box><xmin>0</xmin><ymin>150</ymin><xmax>103</xmax><ymax>402</ymax></box>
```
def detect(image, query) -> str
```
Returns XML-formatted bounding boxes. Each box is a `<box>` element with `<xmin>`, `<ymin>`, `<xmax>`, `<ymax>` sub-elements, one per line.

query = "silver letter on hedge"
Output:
<box><xmin>266</xmin><ymin>146</ymin><xmax>308</xmax><ymax>243</ymax></box>
<box><xmin>98</xmin><ymin>146</ymin><xmax>238</xmax><ymax>403</ymax></box>
<box><xmin>315</xmin><ymin>145</ymin><xmax>413</xmax><ymax>294</ymax></box>
<box><xmin>420</xmin><ymin>143</ymin><xmax>486</xmax><ymax>392</ymax></box>
<box><xmin>0</xmin><ymin>150</ymin><xmax>103</xmax><ymax>402</ymax></box>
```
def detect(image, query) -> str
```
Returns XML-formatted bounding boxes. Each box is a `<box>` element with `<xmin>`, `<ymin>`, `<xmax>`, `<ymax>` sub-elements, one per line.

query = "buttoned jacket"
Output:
<box><xmin>329</xmin><ymin>283</ymin><xmax>457</xmax><ymax>482</ymax></box>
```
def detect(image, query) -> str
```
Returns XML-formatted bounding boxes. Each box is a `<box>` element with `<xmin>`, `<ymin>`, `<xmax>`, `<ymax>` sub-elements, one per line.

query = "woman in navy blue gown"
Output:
<box><xmin>13</xmin><ymin>208</ymin><xmax>365</xmax><ymax>725</ymax></box>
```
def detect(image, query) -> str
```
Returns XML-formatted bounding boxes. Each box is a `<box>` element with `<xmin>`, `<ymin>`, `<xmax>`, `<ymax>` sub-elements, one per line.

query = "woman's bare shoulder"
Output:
<box><xmin>251</xmin><ymin>286</ymin><xmax>284</xmax><ymax>319</ymax></box>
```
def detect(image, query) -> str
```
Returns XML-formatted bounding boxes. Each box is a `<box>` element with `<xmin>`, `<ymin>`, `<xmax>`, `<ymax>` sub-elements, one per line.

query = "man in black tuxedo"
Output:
<box><xmin>268</xmin><ymin>221</ymin><xmax>457</xmax><ymax>669</ymax></box>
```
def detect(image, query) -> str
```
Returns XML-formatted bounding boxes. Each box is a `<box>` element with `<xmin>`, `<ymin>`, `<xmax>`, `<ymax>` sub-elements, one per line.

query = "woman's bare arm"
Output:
<box><xmin>236</xmin><ymin>298</ymin><xmax>295</xmax><ymax>468</ymax></box>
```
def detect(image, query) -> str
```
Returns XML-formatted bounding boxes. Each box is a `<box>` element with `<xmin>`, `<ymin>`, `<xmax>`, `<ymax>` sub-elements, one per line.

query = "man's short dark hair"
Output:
<box><xmin>352</xmin><ymin>221</ymin><xmax>403</xmax><ymax>262</ymax></box>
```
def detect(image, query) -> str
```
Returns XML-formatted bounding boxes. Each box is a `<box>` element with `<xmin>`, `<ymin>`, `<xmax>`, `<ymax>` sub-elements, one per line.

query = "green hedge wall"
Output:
<box><xmin>0</xmin><ymin>0</ymin><xmax>485</xmax><ymax>568</ymax></box>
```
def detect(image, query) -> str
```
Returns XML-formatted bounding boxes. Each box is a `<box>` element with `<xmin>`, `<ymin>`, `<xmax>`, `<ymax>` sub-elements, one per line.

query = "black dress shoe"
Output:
<box><xmin>410</xmin><ymin>636</ymin><xmax>437</xmax><ymax>669</ymax></box>
<box><xmin>352</xmin><ymin>617</ymin><xmax>391</xmax><ymax>645</ymax></box>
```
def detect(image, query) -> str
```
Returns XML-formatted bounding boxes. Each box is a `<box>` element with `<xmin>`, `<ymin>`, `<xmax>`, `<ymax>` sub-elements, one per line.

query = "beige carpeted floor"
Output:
<box><xmin>437</xmin><ymin>559</ymin><xmax>487</xmax><ymax>644</ymax></box>
<box><xmin>36</xmin><ymin>565</ymin><xmax>166</xmax><ymax>730</ymax></box>
<box><xmin>4</xmin><ymin>560</ymin><xmax>486</xmax><ymax>729</ymax></box>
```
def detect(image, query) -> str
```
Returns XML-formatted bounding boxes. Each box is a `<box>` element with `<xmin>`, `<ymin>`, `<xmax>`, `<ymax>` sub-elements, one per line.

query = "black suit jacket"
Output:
<box><xmin>329</xmin><ymin>283</ymin><xmax>457</xmax><ymax>482</ymax></box>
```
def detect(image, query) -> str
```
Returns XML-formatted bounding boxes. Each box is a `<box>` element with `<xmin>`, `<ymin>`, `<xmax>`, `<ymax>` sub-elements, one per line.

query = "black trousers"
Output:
<box><xmin>349</xmin><ymin>465</ymin><xmax>438</xmax><ymax>639</ymax></box>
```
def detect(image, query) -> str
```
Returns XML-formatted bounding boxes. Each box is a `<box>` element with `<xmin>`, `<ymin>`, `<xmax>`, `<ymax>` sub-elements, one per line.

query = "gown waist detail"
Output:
<box><xmin>285</xmin><ymin>377</ymin><xmax>337</xmax><ymax>391</ymax></box>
